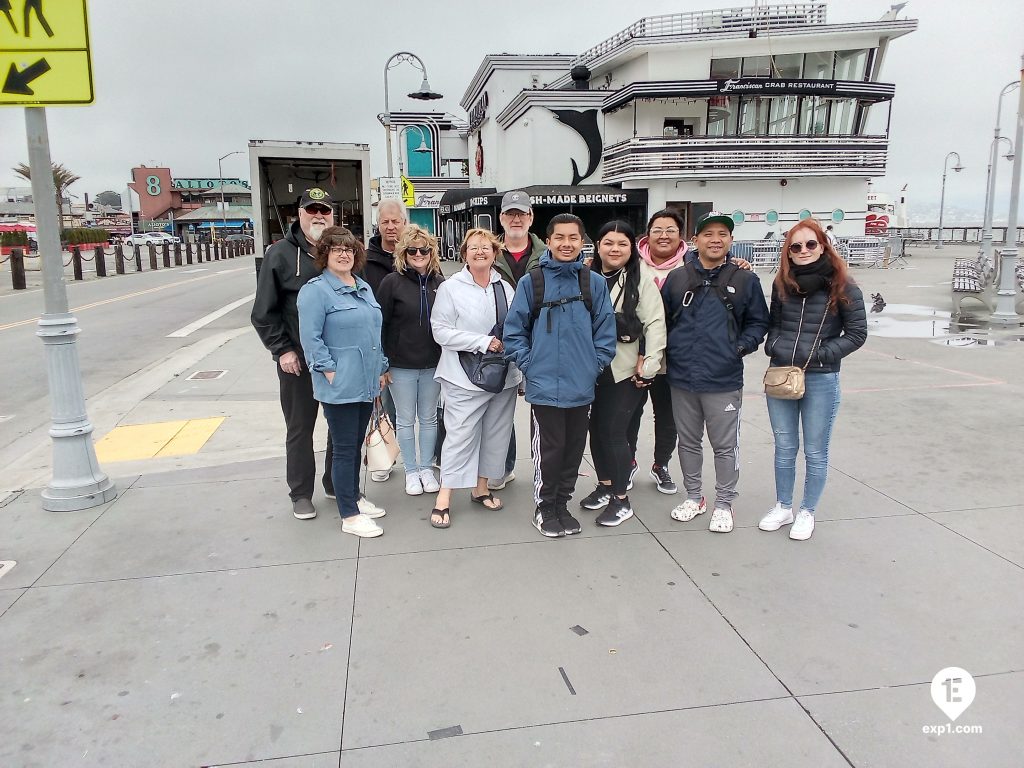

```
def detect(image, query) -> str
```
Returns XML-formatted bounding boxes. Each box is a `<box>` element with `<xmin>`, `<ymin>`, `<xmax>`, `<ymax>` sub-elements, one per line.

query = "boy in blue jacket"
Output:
<box><xmin>503</xmin><ymin>214</ymin><xmax>617</xmax><ymax>538</ymax></box>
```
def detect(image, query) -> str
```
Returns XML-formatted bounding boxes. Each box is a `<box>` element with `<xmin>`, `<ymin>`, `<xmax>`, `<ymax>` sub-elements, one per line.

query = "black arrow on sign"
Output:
<box><xmin>2</xmin><ymin>58</ymin><xmax>51</xmax><ymax>95</ymax></box>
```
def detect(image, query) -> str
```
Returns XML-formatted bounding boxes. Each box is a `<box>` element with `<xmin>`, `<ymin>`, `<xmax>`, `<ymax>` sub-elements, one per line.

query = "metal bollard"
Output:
<box><xmin>95</xmin><ymin>246</ymin><xmax>106</xmax><ymax>277</ymax></box>
<box><xmin>173</xmin><ymin>242</ymin><xmax>182</xmax><ymax>266</ymax></box>
<box><xmin>148</xmin><ymin>243</ymin><xmax>158</xmax><ymax>270</ymax></box>
<box><xmin>162</xmin><ymin>242</ymin><xmax>171</xmax><ymax>268</ymax></box>
<box><xmin>214</xmin><ymin>241</ymin><xmax>220</xmax><ymax>261</ymax></box>
<box><xmin>185</xmin><ymin>242</ymin><xmax>193</xmax><ymax>265</ymax></box>
<box><xmin>204</xmin><ymin>242</ymin><xmax>211</xmax><ymax>262</ymax></box>
<box><xmin>134</xmin><ymin>244</ymin><xmax>142</xmax><ymax>272</ymax></box>
<box><xmin>10</xmin><ymin>247</ymin><xmax>26</xmax><ymax>289</ymax></box>
<box><xmin>71</xmin><ymin>246</ymin><xmax>83</xmax><ymax>281</ymax></box>
<box><xmin>114</xmin><ymin>244</ymin><xmax>125</xmax><ymax>274</ymax></box>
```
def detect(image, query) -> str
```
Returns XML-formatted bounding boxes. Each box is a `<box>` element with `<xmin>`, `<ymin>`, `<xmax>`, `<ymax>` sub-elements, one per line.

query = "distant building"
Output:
<box><xmin>128</xmin><ymin>166</ymin><xmax>253</xmax><ymax>238</ymax></box>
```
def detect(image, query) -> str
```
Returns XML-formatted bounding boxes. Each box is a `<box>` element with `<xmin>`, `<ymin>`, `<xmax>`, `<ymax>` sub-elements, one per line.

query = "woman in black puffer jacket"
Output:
<box><xmin>758</xmin><ymin>218</ymin><xmax>867</xmax><ymax>541</ymax></box>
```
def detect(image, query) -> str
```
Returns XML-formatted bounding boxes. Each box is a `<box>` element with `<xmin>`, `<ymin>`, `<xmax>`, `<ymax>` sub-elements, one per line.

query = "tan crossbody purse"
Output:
<box><xmin>763</xmin><ymin>301</ymin><xmax>830</xmax><ymax>400</ymax></box>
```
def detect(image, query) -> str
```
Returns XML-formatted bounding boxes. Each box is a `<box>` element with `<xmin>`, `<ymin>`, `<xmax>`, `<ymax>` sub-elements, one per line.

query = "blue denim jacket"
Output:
<box><xmin>297</xmin><ymin>271</ymin><xmax>388</xmax><ymax>404</ymax></box>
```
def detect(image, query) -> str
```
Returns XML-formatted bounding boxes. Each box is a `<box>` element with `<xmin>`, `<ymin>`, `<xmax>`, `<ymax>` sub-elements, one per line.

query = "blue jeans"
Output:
<box><xmin>387</xmin><ymin>367</ymin><xmax>440</xmax><ymax>474</ymax></box>
<box><xmin>322</xmin><ymin>401</ymin><xmax>373</xmax><ymax>518</ymax></box>
<box><xmin>766</xmin><ymin>372</ymin><xmax>841</xmax><ymax>513</ymax></box>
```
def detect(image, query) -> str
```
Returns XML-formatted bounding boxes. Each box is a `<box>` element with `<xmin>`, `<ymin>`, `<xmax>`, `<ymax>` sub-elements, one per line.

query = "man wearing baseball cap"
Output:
<box><xmin>660</xmin><ymin>211</ymin><xmax>769</xmax><ymax>534</ymax></box>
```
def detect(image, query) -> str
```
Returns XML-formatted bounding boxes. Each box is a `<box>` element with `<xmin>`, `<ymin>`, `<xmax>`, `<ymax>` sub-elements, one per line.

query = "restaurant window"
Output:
<box><xmin>835</xmin><ymin>49</ymin><xmax>869</xmax><ymax>81</ymax></box>
<box><xmin>706</xmin><ymin>96</ymin><xmax>737</xmax><ymax>136</ymax></box>
<box><xmin>710</xmin><ymin>58</ymin><xmax>740</xmax><ymax>79</ymax></box>
<box><xmin>742</xmin><ymin>55</ymin><xmax>772</xmax><ymax>78</ymax></box>
<box><xmin>800</xmin><ymin>96</ymin><xmax>829</xmax><ymax>135</ymax></box>
<box><xmin>771</xmin><ymin>53</ymin><xmax>803</xmax><ymax>79</ymax></box>
<box><xmin>738</xmin><ymin>97</ymin><xmax>769</xmax><ymax>135</ymax></box>
<box><xmin>828</xmin><ymin>98</ymin><xmax>857</xmax><ymax>135</ymax></box>
<box><xmin>664</xmin><ymin>118</ymin><xmax>696</xmax><ymax>137</ymax></box>
<box><xmin>804</xmin><ymin>51</ymin><xmax>834</xmax><ymax>80</ymax></box>
<box><xmin>768</xmin><ymin>96</ymin><xmax>800</xmax><ymax>135</ymax></box>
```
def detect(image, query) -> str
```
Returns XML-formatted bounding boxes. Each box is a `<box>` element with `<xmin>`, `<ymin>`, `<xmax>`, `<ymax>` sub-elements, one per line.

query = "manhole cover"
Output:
<box><xmin>187</xmin><ymin>370</ymin><xmax>227</xmax><ymax>381</ymax></box>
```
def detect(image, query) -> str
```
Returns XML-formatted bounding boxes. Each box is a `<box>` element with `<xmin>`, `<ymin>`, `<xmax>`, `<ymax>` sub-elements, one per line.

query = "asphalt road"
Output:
<box><xmin>0</xmin><ymin>258</ymin><xmax>258</xmax><ymax>470</ymax></box>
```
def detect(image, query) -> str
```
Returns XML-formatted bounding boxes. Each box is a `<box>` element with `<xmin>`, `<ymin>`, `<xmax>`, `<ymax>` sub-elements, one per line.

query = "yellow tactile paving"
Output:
<box><xmin>94</xmin><ymin>418</ymin><xmax>225</xmax><ymax>462</ymax></box>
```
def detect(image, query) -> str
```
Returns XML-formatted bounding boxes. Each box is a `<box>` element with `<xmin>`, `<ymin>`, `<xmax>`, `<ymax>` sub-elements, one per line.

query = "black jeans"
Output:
<box><xmin>627</xmin><ymin>373</ymin><xmax>676</xmax><ymax>467</ymax></box>
<box><xmin>277</xmin><ymin>365</ymin><xmax>333</xmax><ymax>501</ymax></box>
<box><xmin>531</xmin><ymin>404</ymin><xmax>590</xmax><ymax>509</ymax></box>
<box><xmin>590</xmin><ymin>371</ymin><xmax>645</xmax><ymax>496</ymax></box>
<box><xmin>322</xmin><ymin>401</ymin><xmax>373</xmax><ymax>518</ymax></box>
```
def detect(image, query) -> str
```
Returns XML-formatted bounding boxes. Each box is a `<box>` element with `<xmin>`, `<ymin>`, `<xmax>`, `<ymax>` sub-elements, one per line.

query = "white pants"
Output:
<box><xmin>439</xmin><ymin>382</ymin><xmax>517</xmax><ymax>489</ymax></box>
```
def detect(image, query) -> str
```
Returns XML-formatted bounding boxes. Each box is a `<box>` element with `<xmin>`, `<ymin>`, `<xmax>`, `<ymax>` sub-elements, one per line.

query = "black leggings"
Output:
<box><xmin>590</xmin><ymin>371</ymin><xmax>645</xmax><ymax>496</ymax></box>
<box><xmin>627</xmin><ymin>373</ymin><xmax>676</xmax><ymax>467</ymax></box>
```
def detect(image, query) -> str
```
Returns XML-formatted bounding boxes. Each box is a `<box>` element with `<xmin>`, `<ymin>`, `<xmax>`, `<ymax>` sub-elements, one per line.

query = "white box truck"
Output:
<box><xmin>248</xmin><ymin>139</ymin><xmax>372</xmax><ymax>275</ymax></box>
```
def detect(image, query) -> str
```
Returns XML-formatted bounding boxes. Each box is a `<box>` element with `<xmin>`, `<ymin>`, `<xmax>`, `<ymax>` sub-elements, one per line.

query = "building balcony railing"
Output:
<box><xmin>602</xmin><ymin>135</ymin><xmax>887</xmax><ymax>183</ymax></box>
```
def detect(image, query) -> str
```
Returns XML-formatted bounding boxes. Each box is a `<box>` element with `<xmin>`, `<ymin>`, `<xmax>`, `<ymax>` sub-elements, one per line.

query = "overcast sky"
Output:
<box><xmin>1</xmin><ymin>0</ymin><xmax>1021</xmax><ymax>221</ymax></box>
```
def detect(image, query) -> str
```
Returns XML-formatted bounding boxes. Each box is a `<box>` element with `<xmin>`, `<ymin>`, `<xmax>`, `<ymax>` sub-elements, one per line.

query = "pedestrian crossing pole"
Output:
<box><xmin>25</xmin><ymin>106</ymin><xmax>116</xmax><ymax>510</ymax></box>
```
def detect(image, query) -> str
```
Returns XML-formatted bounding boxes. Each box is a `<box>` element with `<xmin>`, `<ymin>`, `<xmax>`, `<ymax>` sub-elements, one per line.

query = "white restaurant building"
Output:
<box><xmin>444</xmin><ymin>2</ymin><xmax>916</xmax><ymax>243</ymax></box>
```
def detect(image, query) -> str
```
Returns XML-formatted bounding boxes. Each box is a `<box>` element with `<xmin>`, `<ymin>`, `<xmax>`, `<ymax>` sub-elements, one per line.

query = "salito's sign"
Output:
<box><xmin>173</xmin><ymin>178</ymin><xmax>251</xmax><ymax>190</ymax></box>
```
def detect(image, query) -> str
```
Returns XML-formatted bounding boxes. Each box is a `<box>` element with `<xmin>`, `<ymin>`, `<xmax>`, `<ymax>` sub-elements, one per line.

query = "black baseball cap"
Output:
<box><xmin>299</xmin><ymin>188</ymin><xmax>334</xmax><ymax>209</ymax></box>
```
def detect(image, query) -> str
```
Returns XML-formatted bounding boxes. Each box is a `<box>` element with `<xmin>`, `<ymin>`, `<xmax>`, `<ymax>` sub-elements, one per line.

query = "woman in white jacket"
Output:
<box><xmin>429</xmin><ymin>228</ymin><xmax>521</xmax><ymax>528</ymax></box>
<box><xmin>581</xmin><ymin>221</ymin><xmax>667</xmax><ymax>526</ymax></box>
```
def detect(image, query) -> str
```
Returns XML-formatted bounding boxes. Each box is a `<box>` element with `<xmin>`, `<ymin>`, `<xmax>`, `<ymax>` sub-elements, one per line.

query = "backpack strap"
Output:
<box><xmin>668</xmin><ymin>260</ymin><xmax>750</xmax><ymax>343</ymax></box>
<box><xmin>578</xmin><ymin>264</ymin><xmax>593</xmax><ymax>313</ymax></box>
<box><xmin>527</xmin><ymin>264</ymin><xmax>594</xmax><ymax>333</ymax></box>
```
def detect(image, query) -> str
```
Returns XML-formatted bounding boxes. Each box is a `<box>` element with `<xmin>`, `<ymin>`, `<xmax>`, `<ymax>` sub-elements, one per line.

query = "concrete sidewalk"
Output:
<box><xmin>1</xmin><ymin>250</ymin><xmax>1023</xmax><ymax>767</ymax></box>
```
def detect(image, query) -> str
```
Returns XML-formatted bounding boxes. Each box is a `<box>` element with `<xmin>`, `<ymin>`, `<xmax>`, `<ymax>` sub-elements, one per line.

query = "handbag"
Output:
<box><xmin>763</xmin><ymin>301</ymin><xmax>830</xmax><ymax>400</ymax></box>
<box><xmin>612</xmin><ymin>277</ymin><xmax>643</xmax><ymax>343</ymax></box>
<box><xmin>364</xmin><ymin>396</ymin><xmax>400</xmax><ymax>472</ymax></box>
<box><xmin>458</xmin><ymin>281</ymin><xmax>511</xmax><ymax>394</ymax></box>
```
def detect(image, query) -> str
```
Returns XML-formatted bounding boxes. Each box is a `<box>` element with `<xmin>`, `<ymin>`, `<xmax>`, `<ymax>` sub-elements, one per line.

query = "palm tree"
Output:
<box><xmin>12</xmin><ymin>162</ymin><xmax>81</xmax><ymax>224</ymax></box>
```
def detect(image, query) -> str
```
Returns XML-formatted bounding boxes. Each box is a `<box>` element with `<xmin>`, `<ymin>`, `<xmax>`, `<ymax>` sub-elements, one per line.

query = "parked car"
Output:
<box><xmin>124</xmin><ymin>232</ymin><xmax>180</xmax><ymax>246</ymax></box>
<box><xmin>224</xmin><ymin>234</ymin><xmax>254</xmax><ymax>243</ymax></box>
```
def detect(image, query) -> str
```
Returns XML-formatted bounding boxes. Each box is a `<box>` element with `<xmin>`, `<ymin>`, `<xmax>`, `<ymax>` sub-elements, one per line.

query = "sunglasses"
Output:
<box><xmin>789</xmin><ymin>240</ymin><xmax>819</xmax><ymax>254</ymax></box>
<box><xmin>406</xmin><ymin>246</ymin><xmax>432</xmax><ymax>256</ymax></box>
<box><xmin>304</xmin><ymin>205</ymin><xmax>332</xmax><ymax>215</ymax></box>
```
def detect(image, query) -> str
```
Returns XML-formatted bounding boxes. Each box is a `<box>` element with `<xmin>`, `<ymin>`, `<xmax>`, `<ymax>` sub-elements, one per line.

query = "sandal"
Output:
<box><xmin>470</xmin><ymin>492</ymin><xmax>503</xmax><ymax>511</ymax></box>
<box><xmin>430</xmin><ymin>508</ymin><xmax>450</xmax><ymax>529</ymax></box>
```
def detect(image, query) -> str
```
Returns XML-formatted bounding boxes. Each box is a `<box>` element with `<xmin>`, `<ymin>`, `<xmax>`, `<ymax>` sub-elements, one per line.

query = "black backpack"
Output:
<box><xmin>667</xmin><ymin>261</ymin><xmax>752</xmax><ymax>343</ymax></box>
<box><xmin>527</xmin><ymin>265</ymin><xmax>593</xmax><ymax>333</ymax></box>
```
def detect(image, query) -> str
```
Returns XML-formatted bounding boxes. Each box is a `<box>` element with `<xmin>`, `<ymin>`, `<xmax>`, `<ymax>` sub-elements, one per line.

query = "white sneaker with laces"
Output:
<box><xmin>405</xmin><ymin>473</ymin><xmax>423</xmax><ymax>496</ymax></box>
<box><xmin>419</xmin><ymin>469</ymin><xmax>440</xmax><ymax>493</ymax></box>
<box><xmin>357</xmin><ymin>496</ymin><xmax>386</xmax><ymax>519</ymax></box>
<box><xmin>370</xmin><ymin>469</ymin><xmax>391</xmax><ymax>482</ymax></box>
<box><xmin>670</xmin><ymin>496</ymin><xmax>706</xmax><ymax>522</ymax></box>
<box><xmin>487</xmin><ymin>470</ymin><xmax>515</xmax><ymax>490</ymax></box>
<box><xmin>709</xmin><ymin>507</ymin><xmax>734</xmax><ymax>533</ymax></box>
<box><xmin>758</xmin><ymin>503</ymin><xmax>794</xmax><ymax>531</ymax></box>
<box><xmin>789</xmin><ymin>510</ymin><xmax>815</xmax><ymax>540</ymax></box>
<box><xmin>341</xmin><ymin>513</ymin><xmax>383</xmax><ymax>538</ymax></box>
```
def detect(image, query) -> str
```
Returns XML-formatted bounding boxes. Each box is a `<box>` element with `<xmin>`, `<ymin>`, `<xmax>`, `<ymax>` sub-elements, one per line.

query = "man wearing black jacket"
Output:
<box><xmin>251</xmin><ymin>189</ymin><xmax>384</xmax><ymax>521</ymax></box>
<box><xmin>362</xmin><ymin>199</ymin><xmax>407</xmax><ymax>296</ymax></box>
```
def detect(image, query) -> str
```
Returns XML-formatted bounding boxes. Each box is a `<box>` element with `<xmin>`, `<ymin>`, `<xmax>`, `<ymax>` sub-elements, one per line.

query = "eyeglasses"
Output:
<box><xmin>304</xmin><ymin>205</ymin><xmax>332</xmax><ymax>215</ymax></box>
<box><xmin>406</xmin><ymin>246</ymin><xmax>432</xmax><ymax>256</ymax></box>
<box><xmin>466</xmin><ymin>245</ymin><xmax>492</xmax><ymax>253</ymax></box>
<box><xmin>329</xmin><ymin>247</ymin><xmax>355</xmax><ymax>256</ymax></box>
<box><xmin>649</xmin><ymin>227</ymin><xmax>680</xmax><ymax>237</ymax></box>
<box><xmin>502</xmin><ymin>210</ymin><xmax>529</xmax><ymax>219</ymax></box>
<box><xmin>788</xmin><ymin>240</ymin><xmax>820</xmax><ymax>254</ymax></box>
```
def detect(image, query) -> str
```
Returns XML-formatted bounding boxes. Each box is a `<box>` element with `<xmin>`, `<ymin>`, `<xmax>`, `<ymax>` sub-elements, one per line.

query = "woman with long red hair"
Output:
<box><xmin>758</xmin><ymin>219</ymin><xmax>866</xmax><ymax>541</ymax></box>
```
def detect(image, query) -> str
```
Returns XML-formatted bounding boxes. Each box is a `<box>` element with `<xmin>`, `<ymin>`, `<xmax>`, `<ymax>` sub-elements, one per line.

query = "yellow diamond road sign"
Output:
<box><xmin>401</xmin><ymin>175</ymin><xmax>415</xmax><ymax>207</ymax></box>
<box><xmin>0</xmin><ymin>0</ymin><xmax>93</xmax><ymax>106</ymax></box>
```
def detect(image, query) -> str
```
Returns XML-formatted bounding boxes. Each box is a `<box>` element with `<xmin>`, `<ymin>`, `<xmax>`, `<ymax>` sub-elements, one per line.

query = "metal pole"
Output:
<box><xmin>980</xmin><ymin>81</ymin><xmax>1020</xmax><ymax>265</ymax></box>
<box><xmin>219</xmin><ymin>155</ymin><xmax>226</xmax><ymax>230</ymax></box>
<box><xmin>991</xmin><ymin>54</ymin><xmax>1024</xmax><ymax>324</ymax></box>
<box><xmin>24</xmin><ymin>107</ymin><xmax>116</xmax><ymax>511</ymax></box>
<box><xmin>936</xmin><ymin>151</ymin><xmax>961</xmax><ymax>249</ymax></box>
<box><xmin>384</xmin><ymin>59</ymin><xmax>393</xmax><ymax>177</ymax></box>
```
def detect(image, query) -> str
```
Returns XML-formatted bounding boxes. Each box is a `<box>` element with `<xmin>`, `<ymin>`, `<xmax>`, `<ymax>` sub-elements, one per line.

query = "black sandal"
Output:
<box><xmin>430</xmin><ymin>508</ymin><xmax>450</xmax><ymax>529</ymax></box>
<box><xmin>470</xmin><ymin>493</ymin><xmax>503</xmax><ymax>511</ymax></box>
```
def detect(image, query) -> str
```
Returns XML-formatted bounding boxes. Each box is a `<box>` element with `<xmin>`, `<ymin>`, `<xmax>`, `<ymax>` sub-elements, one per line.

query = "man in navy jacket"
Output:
<box><xmin>503</xmin><ymin>214</ymin><xmax>616</xmax><ymax>539</ymax></box>
<box><xmin>661</xmin><ymin>211</ymin><xmax>769</xmax><ymax>534</ymax></box>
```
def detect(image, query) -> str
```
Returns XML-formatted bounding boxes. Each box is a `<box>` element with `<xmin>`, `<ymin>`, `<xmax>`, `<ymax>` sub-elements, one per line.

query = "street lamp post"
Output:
<box><xmin>218</xmin><ymin>150</ymin><xmax>244</xmax><ymax>233</ymax></box>
<box><xmin>383</xmin><ymin>51</ymin><xmax>443</xmax><ymax>178</ymax></box>
<box><xmin>396</xmin><ymin>124</ymin><xmax>433</xmax><ymax>177</ymax></box>
<box><xmin>991</xmin><ymin>54</ymin><xmax>1024</xmax><ymax>325</ymax></box>
<box><xmin>936</xmin><ymin>151</ymin><xmax>964</xmax><ymax>249</ymax></box>
<box><xmin>980</xmin><ymin>80</ymin><xmax>1020</xmax><ymax>266</ymax></box>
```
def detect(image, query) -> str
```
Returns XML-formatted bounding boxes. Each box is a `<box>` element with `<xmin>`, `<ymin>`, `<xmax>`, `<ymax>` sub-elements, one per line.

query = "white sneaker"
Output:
<box><xmin>419</xmin><ymin>469</ymin><xmax>440</xmax><ymax>493</ymax></box>
<box><xmin>341</xmin><ymin>513</ymin><xmax>383</xmax><ymax>538</ymax></box>
<box><xmin>670</xmin><ymin>496</ymin><xmax>706</xmax><ymax>522</ymax></box>
<box><xmin>357</xmin><ymin>496</ymin><xmax>386</xmax><ymax>519</ymax></box>
<box><xmin>487</xmin><ymin>470</ymin><xmax>515</xmax><ymax>491</ymax></box>
<box><xmin>789</xmin><ymin>510</ymin><xmax>814</xmax><ymax>540</ymax></box>
<box><xmin>370</xmin><ymin>468</ymin><xmax>392</xmax><ymax>482</ymax></box>
<box><xmin>709</xmin><ymin>507</ymin><xmax>734</xmax><ymax>533</ymax></box>
<box><xmin>405</xmin><ymin>473</ymin><xmax>424</xmax><ymax>496</ymax></box>
<box><xmin>758</xmin><ymin>503</ymin><xmax>794</xmax><ymax>532</ymax></box>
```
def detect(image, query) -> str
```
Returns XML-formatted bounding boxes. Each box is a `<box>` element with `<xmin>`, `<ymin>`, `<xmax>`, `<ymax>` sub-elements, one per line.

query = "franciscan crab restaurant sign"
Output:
<box><xmin>717</xmin><ymin>78</ymin><xmax>838</xmax><ymax>95</ymax></box>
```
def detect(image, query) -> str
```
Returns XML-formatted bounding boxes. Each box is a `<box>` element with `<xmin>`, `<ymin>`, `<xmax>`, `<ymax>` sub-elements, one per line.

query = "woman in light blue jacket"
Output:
<box><xmin>298</xmin><ymin>227</ymin><xmax>389</xmax><ymax>539</ymax></box>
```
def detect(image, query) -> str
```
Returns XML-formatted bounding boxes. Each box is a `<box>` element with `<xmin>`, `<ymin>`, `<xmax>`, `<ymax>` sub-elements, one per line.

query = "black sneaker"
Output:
<box><xmin>557</xmin><ymin>504</ymin><xmax>582</xmax><ymax>535</ymax></box>
<box><xmin>627</xmin><ymin>460</ymin><xmax>638</xmax><ymax>491</ymax></box>
<box><xmin>650</xmin><ymin>464</ymin><xmax>678</xmax><ymax>494</ymax></box>
<box><xmin>580</xmin><ymin>485</ymin><xmax>612</xmax><ymax>510</ymax></box>
<box><xmin>596</xmin><ymin>496</ymin><xmax>634</xmax><ymax>527</ymax></box>
<box><xmin>534</xmin><ymin>506</ymin><xmax>565</xmax><ymax>538</ymax></box>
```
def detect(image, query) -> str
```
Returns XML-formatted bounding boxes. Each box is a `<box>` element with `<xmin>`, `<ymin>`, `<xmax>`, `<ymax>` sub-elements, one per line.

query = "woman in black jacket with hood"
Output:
<box><xmin>376</xmin><ymin>225</ymin><xmax>445</xmax><ymax>497</ymax></box>
<box><xmin>758</xmin><ymin>218</ymin><xmax>866</xmax><ymax>541</ymax></box>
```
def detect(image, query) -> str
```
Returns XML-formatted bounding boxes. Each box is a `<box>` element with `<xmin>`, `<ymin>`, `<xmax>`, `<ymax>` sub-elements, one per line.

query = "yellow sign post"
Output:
<box><xmin>401</xmin><ymin>175</ymin><xmax>415</xmax><ymax>208</ymax></box>
<box><xmin>0</xmin><ymin>0</ymin><xmax>93</xmax><ymax>105</ymax></box>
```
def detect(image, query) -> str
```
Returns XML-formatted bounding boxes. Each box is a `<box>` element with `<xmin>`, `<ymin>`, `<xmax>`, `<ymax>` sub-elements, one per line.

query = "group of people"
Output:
<box><xmin>251</xmin><ymin>188</ymin><xmax>867</xmax><ymax>542</ymax></box>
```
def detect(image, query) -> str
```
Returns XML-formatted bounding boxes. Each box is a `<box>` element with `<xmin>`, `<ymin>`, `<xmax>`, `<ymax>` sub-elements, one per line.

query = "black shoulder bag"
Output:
<box><xmin>459</xmin><ymin>281</ymin><xmax>511</xmax><ymax>393</ymax></box>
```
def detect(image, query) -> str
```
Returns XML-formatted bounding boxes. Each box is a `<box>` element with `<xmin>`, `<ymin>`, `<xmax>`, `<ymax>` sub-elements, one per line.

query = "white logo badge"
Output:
<box><xmin>931</xmin><ymin>668</ymin><xmax>975</xmax><ymax>722</ymax></box>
